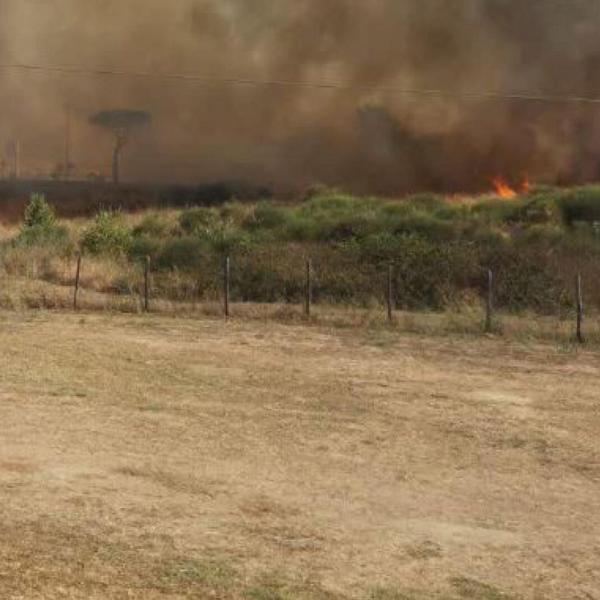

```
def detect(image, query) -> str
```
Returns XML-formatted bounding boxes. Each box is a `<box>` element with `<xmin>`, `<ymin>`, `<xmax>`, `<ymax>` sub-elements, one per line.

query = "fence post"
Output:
<box><xmin>305</xmin><ymin>259</ymin><xmax>312</xmax><ymax>317</ymax></box>
<box><xmin>73</xmin><ymin>252</ymin><xmax>82</xmax><ymax>311</ymax></box>
<box><xmin>143</xmin><ymin>256</ymin><xmax>150</xmax><ymax>313</ymax></box>
<box><xmin>485</xmin><ymin>269</ymin><xmax>494</xmax><ymax>333</ymax></box>
<box><xmin>576</xmin><ymin>273</ymin><xmax>584</xmax><ymax>343</ymax></box>
<box><xmin>387</xmin><ymin>264</ymin><xmax>394</xmax><ymax>323</ymax></box>
<box><xmin>224</xmin><ymin>256</ymin><xmax>230</xmax><ymax>319</ymax></box>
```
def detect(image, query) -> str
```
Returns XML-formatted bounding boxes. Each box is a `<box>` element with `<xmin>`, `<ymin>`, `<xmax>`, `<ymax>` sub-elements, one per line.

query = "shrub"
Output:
<box><xmin>219</xmin><ymin>202</ymin><xmax>253</xmax><ymax>226</ymax></box>
<box><xmin>515</xmin><ymin>224</ymin><xmax>564</xmax><ymax>246</ymax></box>
<box><xmin>284</xmin><ymin>215</ymin><xmax>322</xmax><ymax>242</ymax></box>
<box><xmin>244</xmin><ymin>202</ymin><xmax>289</xmax><ymax>230</ymax></box>
<box><xmin>389</xmin><ymin>214</ymin><xmax>457</xmax><ymax>241</ymax></box>
<box><xmin>391</xmin><ymin>237</ymin><xmax>479</xmax><ymax>310</ymax></box>
<box><xmin>354</xmin><ymin>232</ymin><xmax>405</xmax><ymax>262</ymax></box>
<box><xmin>81</xmin><ymin>210</ymin><xmax>132</xmax><ymax>256</ymax></box>
<box><xmin>197</xmin><ymin>226</ymin><xmax>251</xmax><ymax>255</ymax></box>
<box><xmin>471</xmin><ymin>198</ymin><xmax>522</xmax><ymax>225</ymax></box>
<box><xmin>17</xmin><ymin>225</ymin><xmax>69</xmax><ymax>248</ymax></box>
<box><xmin>291</xmin><ymin>193</ymin><xmax>385</xmax><ymax>242</ymax></box>
<box><xmin>557</xmin><ymin>186</ymin><xmax>600</xmax><ymax>226</ymax></box>
<box><xmin>497</xmin><ymin>258</ymin><xmax>567</xmax><ymax>313</ymax></box>
<box><xmin>128</xmin><ymin>236</ymin><xmax>162</xmax><ymax>263</ymax></box>
<box><xmin>314</xmin><ymin>214</ymin><xmax>379</xmax><ymax>241</ymax></box>
<box><xmin>299</xmin><ymin>192</ymin><xmax>379</xmax><ymax>221</ymax></box>
<box><xmin>24</xmin><ymin>193</ymin><xmax>56</xmax><ymax>229</ymax></box>
<box><xmin>179</xmin><ymin>207</ymin><xmax>220</xmax><ymax>234</ymax></box>
<box><xmin>506</xmin><ymin>197</ymin><xmax>560</xmax><ymax>226</ymax></box>
<box><xmin>132</xmin><ymin>213</ymin><xmax>170</xmax><ymax>238</ymax></box>
<box><xmin>155</xmin><ymin>237</ymin><xmax>206</xmax><ymax>271</ymax></box>
<box><xmin>484</xmin><ymin>244</ymin><xmax>568</xmax><ymax>313</ymax></box>
<box><xmin>17</xmin><ymin>193</ymin><xmax>70</xmax><ymax>249</ymax></box>
<box><xmin>13</xmin><ymin>190</ymin><xmax>600</xmax><ymax>315</ymax></box>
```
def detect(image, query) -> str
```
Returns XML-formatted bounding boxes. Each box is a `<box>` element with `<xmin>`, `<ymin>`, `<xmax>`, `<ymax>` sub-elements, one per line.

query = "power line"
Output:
<box><xmin>2</xmin><ymin>61</ymin><xmax>600</xmax><ymax>105</ymax></box>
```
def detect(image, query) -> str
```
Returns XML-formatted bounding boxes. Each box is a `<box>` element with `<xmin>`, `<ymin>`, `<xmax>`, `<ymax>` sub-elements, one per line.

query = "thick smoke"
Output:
<box><xmin>2</xmin><ymin>0</ymin><xmax>600</xmax><ymax>193</ymax></box>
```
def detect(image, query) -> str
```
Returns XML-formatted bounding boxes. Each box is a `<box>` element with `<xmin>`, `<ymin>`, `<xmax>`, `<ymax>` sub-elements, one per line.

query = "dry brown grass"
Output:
<box><xmin>0</xmin><ymin>267</ymin><xmax>597</xmax><ymax>349</ymax></box>
<box><xmin>0</xmin><ymin>310</ymin><xmax>598</xmax><ymax>598</ymax></box>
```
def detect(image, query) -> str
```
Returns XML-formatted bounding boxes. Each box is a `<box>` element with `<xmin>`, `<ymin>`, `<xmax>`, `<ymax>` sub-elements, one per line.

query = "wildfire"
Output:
<box><xmin>491</xmin><ymin>175</ymin><xmax>530</xmax><ymax>199</ymax></box>
<box><xmin>492</xmin><ymin>176</ymin><xmax>517</xmax><ymax>199</ymax></box>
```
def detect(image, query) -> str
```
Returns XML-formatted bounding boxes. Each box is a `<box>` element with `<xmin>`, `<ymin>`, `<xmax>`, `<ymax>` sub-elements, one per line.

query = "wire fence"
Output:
<box><xmin>62</xmin><ymin>252</ymin><xmax>592</xmax><ymax>343</ymax></box>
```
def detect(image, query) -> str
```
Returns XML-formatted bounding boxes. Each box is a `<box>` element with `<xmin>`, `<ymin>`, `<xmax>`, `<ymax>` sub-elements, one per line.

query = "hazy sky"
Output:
<box><xmin>2</xmin><ymin>0</ymin><xmax>600</xmax><ymax>192</ymax></box>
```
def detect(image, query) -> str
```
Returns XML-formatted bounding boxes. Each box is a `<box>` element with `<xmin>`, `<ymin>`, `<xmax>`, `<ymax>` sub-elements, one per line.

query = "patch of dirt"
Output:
<box><xmin>0</xmin><ymin>312</ymin><xmax>598</xmax><ymax>598</ymax></box>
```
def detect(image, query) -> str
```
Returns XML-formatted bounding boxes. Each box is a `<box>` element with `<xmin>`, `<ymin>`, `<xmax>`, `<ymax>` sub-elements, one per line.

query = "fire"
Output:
<box><xmin>492</xmin><ymin>176</ymin><xmax>517</xmax><ymax>199</ymax></box>
<box><xmin>491</xmin><ymin>174</ymin><xmax>531</xmax><ymax>199</ymax></box>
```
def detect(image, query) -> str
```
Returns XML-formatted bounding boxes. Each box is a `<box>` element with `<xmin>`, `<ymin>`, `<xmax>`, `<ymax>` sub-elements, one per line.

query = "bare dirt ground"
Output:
<box><xmin>0</xmin><ymin>311</ymin><xmax>598</xmax><ymax>599</ymax></box>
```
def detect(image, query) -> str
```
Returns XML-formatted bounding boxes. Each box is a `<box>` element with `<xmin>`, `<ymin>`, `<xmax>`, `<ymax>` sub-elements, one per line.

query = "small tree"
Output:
<box><xmin>18</xmin><ymin>193</ymin><xmax>69</xmax><ymax>247</ymax></box>
<box><xmin>89</xmin><ymin>109</ymin><xmax>151</xmax><ymax>184</ymax></box>
<box><xmin>24</xmin><ymin>193</ymin><xmax>56</xmax><ymax>229</ymax></box>
<box><xmin>81</xmin><ymin>210</ymin><xmax>132</xmax><ymax>256</ymax></box>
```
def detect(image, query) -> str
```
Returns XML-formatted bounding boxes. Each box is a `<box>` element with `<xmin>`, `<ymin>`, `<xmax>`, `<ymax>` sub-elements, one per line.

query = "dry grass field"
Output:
<box><xmin>0</xmin><ymin>310</ymin><xmax>598</xmax><ymax>599</ymax></box>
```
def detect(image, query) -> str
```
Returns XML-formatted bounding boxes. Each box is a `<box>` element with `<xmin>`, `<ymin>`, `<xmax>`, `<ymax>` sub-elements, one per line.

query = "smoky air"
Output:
<box><xmin>1</xmin><ymin>0</ymin><xmax>599</xmax><ymax>193</ymax></box>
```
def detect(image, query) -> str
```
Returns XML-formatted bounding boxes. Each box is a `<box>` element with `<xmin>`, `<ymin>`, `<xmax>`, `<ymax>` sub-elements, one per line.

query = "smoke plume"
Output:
<box><xmin>2</xmin><ymin>0</ymin><xmax>600</xmax><ymax>193</ymax></box>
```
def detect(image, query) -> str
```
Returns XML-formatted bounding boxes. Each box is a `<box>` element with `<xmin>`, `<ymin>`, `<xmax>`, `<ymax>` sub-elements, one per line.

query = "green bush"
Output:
<box><xmin>315</xmin><ymin>214</ymin><xmax>379</xmax><ymax>241</ymax></box>
<box><xmin>128</xmin><ymin>236</ymin><xmax>162</xmax><ymax>263</ymax></box>
<box><xmin>219</xmin><ymin>202</ymin><xmax>252</xmax><ymax>226</ymax></box>
<box><xmin>81</xmin><ymin>210</ymin><xmax>132</xmax><ymax>256</ymax></box>
<box><xmin>353</xmin><ymin>232</ymin><xmax>404</xmax><ymax>262</ymax></box>
<box><xmin>391</xmin><ymin>238</ymin><xmax>479</xmax><ymax>309</ymax></box>
<box><xmin>515</xmin><ymin>224</ymin><xmax>564</xmax><ymax>246</ymax></box>
<box><xmin>179</xmin><ymin>207</ymin><xmax>220</xmax><ymax>234</ymax></box>
<box><xmin>17</xmin><ymin>224</ymin><xmax>70</xmax><ymax>248</ymax></box>
<box><xmin>557</xmin><ymin>186</ymin><xmax>600</xmax><ymax>226</ymax></box>
<box><xmin>497</xmin><ymin>259</ymin><xmax>567</xmax><ymax>313</ymax></box>
<box><xmin>389</xmin><ymin>214</ymin><xmax>457</xmax><ymax>241</ymax></box>
<box><xmin>132</xmin><ymin>213</ymin><xmax>171</xmax><ymax>238</ymax></box>
<box><xmin>155</xmin><ymin>237</ymin><xmax>206</xmax><ymax>271</ymax></box>
<box><xmin>14</xmin><ymin>187</ymin><xmax>600</xmax><ymax>314</ymax></box>
<box><xmin>17</xmin><ymin>193</ymin><xmax>70</xmax><ymax>248</ymax></box>
<box><xmin>196</xmin><ymin>226</ymin><xmax>251</xmax><ymax>256</ymax></box>
<box><xmin>24</xmin><ymin>193</ymin><xmax>56</xmax><ymax>229</ymax></box>
<box><xmin>244</xmin><ymin>202</ymin><xmax>289</xmax><ymax>230</ymax></box>
<box><xmin>283</xmin><ymin>215</ymin><xmax>322</xmax><ymax>242</ymax></box>
<box><xmin>471</xmin><ymin>198</ymin><xmax>522</xmax><ymax>225</ymax></box>
<box><xmin>299</xmin><ymin>192</ymin><xmax>379</xmax><ymax>221</ymax></box>
<box><xmin>507</xmin><ymin>197</ymin><xmax>560</xmax><ymax>226</ymax></box>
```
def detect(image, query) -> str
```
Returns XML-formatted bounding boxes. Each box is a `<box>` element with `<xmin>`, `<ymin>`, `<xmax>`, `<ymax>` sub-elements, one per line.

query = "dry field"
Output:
<box><xmin>0</xmin><ymin>310</ymin><xmax>598</xmax><ymax>599</ymax></box>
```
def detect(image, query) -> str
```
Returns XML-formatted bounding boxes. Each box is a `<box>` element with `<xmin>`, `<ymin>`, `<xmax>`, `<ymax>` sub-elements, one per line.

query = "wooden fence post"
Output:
<box><xmin>73</xmin><ymin>252</ymin><xmax>82</xmax><ymax>311</ymax></box>
<box><xmin>387</xmin><ymin>264</ymin><xmax>394</xmax><ymax>323</ymax></box>
<box><xmin>576</xmin><ymin>273</ymin><xmax>584</xmax><ymax>343</ymax></box>
<box><xmin>224</xmin><ymin>256</ymin><xmax>230</xmax><ymax>319</ymax></box>
<box><xmin>485</xmin><ymin>269</ymin><xmax>494</xmax><ymax>333</ymax></box>
<box><xmin>305</xmin><ymin>259</ymin><xmax>312</xmax><ymax>317</ymax></box>
<box><xmin>143</xmin><ymin>256</ymin><xmax>150</xmax><ymax>313</ymax></box>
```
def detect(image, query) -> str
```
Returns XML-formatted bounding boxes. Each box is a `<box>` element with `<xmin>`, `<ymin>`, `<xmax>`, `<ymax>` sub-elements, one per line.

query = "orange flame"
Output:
<box><xmin>491</xmin><ymin>174</ymin><xmax>531</xmax><ymax>199</ymax></box>
<box><xmin>492</xmin><ymin>176</ymin><xmax>517</xmax><ymax>199</ymax></box>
